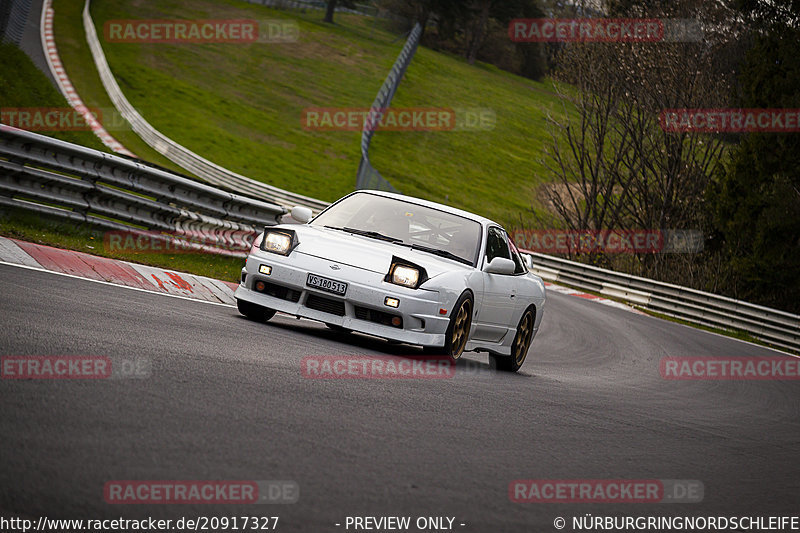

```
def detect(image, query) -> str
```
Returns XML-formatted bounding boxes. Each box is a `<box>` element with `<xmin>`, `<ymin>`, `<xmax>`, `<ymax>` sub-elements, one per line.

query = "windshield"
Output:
<box><xmin>311</xmin><ymin>193</ymin><xmax>482</xmax><ymax>266</ymax></box>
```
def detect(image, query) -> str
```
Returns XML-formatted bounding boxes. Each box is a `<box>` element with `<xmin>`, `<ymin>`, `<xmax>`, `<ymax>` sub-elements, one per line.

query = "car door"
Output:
<box><xmin>472</xmin><ymin>226</ymin><xmax>518</xmax><ymax>342</ymax></box>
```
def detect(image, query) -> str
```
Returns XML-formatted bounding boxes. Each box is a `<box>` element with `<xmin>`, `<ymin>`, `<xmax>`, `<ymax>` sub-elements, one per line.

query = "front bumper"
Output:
<box><xmin>234</xmin><ymin>250</ymin><xmax>450</xmax><ymax>346</ymax></box>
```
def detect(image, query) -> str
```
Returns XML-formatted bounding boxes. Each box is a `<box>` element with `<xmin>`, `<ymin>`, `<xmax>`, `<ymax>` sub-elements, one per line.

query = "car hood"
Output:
<box><xmin>286</xmin><ymin>225</ymin><xmax>473</xmax><ymax>278</ymax></box>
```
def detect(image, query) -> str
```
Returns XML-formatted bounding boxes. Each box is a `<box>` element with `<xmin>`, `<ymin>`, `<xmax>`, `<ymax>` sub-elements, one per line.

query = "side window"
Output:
<box><xmin>486</xmin><ymin>226</ymin><xmax>510</xmax><ymax>263</ymax></box>
<box><xmin>508</xmin><ymin>237</ymin><xmax>527</xmax><ymax>274</ymax></box>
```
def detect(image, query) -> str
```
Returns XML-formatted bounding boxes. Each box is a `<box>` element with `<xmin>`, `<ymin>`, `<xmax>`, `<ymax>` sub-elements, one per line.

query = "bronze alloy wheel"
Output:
<box><xmin>493</xmin><ymin>308</ymin><xmax>536</xmax><ymax>372</ymax></box>
<box><xmin>511</xmin><ymin>309</ymin><xmax>535</xmax><ymax>368</ymax></box>
<box><xmin>449</xmin><ymin>297</ymin><xmax>472</xmax><ymax>360</ymax></box>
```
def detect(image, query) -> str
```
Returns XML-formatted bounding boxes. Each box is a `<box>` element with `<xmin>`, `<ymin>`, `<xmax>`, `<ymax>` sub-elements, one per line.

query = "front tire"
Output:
<box><xmin>237</xmin><ymin>299</ymin><xmax>276</xmax><ymax>322</ymax></box>
<box><xmin>427</xmin><ymin>292</ymin><xmax>473</xmax><ymax>360</ymax></box>
<box><xmin>493</xmin><ymin>307</ymin><xmax>535</xmax><ymax>372</ymax></box>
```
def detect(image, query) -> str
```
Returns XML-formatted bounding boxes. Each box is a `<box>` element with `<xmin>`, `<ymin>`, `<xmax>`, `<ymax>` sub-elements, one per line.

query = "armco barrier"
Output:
<box><xmin>0</xmin><ymin>125</ymin><xmax>285</xmax><ymax>256</ymax></box>
<box><xmin>522</xmin><ymin>250</ymin><xmax>800</xmax><ymax>353</ymax></box>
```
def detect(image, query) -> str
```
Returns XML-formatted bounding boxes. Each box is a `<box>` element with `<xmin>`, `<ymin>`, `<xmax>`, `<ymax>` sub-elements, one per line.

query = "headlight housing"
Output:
<box><xmin>260</xmin><ymin>229</ymin><xmax>297</xmax><ymax>256</ymax></box>
<box><xmin>385</xmin><ymin>257</ymin><xmax>427</xmax><ymax>289</ymax></box>
<box><xmin>392</xmin><ymin>265</ymin><xmax>419</xmax><ymax>288</ymax></box>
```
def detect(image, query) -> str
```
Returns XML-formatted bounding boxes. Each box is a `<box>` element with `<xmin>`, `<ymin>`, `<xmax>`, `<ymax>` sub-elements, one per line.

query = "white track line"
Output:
<box><xmin>0</xmin><ymin>260</ymin><xmax>234</xmax><ymax>308</ymax></box>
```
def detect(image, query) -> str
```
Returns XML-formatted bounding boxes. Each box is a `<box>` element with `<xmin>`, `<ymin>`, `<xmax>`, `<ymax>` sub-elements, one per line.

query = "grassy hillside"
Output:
<box><xmin>52</xmin><ymin>0</ymin><xmax>569</xmax><ymax>228</ymax></box>
<box><xmin>0</xmin><ymin>42</ymin><xmax>107</xmax><ymax>151</ymax></box>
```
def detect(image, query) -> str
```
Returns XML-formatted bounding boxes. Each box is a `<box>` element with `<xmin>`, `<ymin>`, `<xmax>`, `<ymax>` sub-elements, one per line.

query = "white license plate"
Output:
<box><xmin>306</xmin><ymin>273</ymin><xmax>347</xmax><ymax>295</ymax></box>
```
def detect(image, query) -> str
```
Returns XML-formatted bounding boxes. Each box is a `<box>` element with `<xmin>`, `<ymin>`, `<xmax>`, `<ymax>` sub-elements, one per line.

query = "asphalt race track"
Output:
<box><xmin>1</xmin><ymin>263</ymin><xmax>798</xmax><ymax>531</ymax></box>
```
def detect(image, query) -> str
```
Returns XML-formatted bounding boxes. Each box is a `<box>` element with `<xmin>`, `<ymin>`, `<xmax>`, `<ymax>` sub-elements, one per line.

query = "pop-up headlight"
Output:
<box><xmin>385</xmin><ymin>257</ymin><xmax>427</xmax><ymax>289</ymax></box>
<box><xmin>260</xmin><ymin>228</ymin><xmax>297</xmax><ymax>256</ymax></box>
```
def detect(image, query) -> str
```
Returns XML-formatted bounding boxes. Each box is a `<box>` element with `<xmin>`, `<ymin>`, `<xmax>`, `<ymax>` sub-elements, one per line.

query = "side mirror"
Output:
<box><xmin>290</xmin><ymin>206</ymin><xmax>313</xmax><ymax>224</ymax></box>
<box><xmin>483</xmin><ymin>257</ymin><xmax>515</xmax><ymax>275</ymax></box>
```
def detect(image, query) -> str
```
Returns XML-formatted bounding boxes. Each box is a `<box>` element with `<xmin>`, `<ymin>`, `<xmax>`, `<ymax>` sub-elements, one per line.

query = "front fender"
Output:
<box><xmin>421</xmin><ymin>269</ymin><xmax>484</xmax><ymax>319</ymax></box>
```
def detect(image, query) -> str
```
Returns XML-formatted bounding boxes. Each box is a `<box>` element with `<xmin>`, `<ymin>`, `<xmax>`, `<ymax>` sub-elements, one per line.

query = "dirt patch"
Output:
<box><xmin>537</xmin><ymin>182</ymin><xmax>585</xmax><ymax>217</ymax></box>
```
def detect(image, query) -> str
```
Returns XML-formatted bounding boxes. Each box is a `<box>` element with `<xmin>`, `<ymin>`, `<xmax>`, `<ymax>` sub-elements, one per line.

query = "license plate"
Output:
<box><xmin>306</xmin><ymin>273</ymin><xmax>347</xmax><ymax>296</ymax></box>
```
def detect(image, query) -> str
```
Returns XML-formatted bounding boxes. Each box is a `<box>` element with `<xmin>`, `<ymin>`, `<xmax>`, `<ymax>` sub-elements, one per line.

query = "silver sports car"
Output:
<box><xmin>234</xmin><ymin>190</ymin><xmax>545</xmax><ymax>371</ymax></box>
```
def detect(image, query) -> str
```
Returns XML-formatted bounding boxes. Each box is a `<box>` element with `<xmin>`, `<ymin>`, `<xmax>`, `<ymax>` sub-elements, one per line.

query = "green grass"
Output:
<box><xmin>51</xmin><ymin>0</ymin><xmax>571</xmax><ymax>228</ymax></box>
<box><xmin>0</xmin><ymin>42</ymin><xmax>108</xmax><ymax>151</ymax></box>
<box><xmin>0</xmin><ymin>208</ymin><xmax>245</xmax><ymax>282</ymax></box>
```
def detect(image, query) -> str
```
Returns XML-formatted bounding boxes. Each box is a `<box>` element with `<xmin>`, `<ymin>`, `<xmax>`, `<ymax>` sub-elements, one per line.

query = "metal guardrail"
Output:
<box><xmin>521</xmin><ymin>250</ymin><xmax>800</xmax><ymax>353</ymax></box>
<box><xmin>355</xmin><ymin>22</ymin><xmax>422</xmax><ymax>193</ymax></box>
<box><xmin>0</xmin><ymin>125</ymin><xmax>286</xmax><ymax>256</ymax></box>
<box><xmin>82</xmin><ymin>0</ymin><xmax>329</xmax><ymax>213</ymax></box>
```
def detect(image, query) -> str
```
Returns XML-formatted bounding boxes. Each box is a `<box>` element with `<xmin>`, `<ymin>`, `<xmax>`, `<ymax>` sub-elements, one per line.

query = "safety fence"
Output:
<box><xmin>521</xmin><ymin>250</ymin><xmax>800</xmax><ymax>353</ymax></box>
<box><xmin>0</xmin><ymin>126</ymin><xmax>285</xmax><ymax>257</ymax></box>
<box><xmin>355</xmin><ymin>22</ymin><xmax>422</xmax><ymax>193</ymax></box>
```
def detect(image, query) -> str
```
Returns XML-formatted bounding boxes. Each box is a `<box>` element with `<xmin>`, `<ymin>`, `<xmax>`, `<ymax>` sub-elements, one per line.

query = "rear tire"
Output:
<box><xmin>493</xmin><ymin>308</ymin><xmax>535</xmax><ymax>372</ymax></box>
<box><xmin>237</xmin><ymin>299</ymin><xmax>276</xmax><ymax>322</ymax></box>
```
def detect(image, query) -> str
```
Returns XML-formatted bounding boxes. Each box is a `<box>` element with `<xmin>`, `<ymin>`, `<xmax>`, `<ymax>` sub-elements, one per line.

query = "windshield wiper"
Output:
<box><xmin>324</xmin><ymin>226</ymin><xmax>404</xmax><ymax>244</ymax></box>
<box><xmin>411</xmin><ymin>244</ymin><xmax>472</xmax><ymax>265</ymax></box>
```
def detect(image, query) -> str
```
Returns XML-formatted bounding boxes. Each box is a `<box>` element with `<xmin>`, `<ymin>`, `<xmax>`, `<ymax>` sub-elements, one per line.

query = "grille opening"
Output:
<box><xmin>253</xmin><ymin>279</ymin><xmax>301</xmax><ymax>302</ymax></box>
<box><xmin>354</xmin><ymin>306</ymin><xmax>403</xmax><ymax>328</ymax></box>
<box><xmin>305</xmin><ymin>294</ymin><xmax>346</xmax><ymax>316</ymax></box>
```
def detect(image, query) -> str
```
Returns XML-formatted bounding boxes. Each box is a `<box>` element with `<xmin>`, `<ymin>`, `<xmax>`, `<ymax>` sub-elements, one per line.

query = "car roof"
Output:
<box><xmin>353</xmin><ymin>190</ymin><xmax>502</xmax><ymax>229</ymax></box>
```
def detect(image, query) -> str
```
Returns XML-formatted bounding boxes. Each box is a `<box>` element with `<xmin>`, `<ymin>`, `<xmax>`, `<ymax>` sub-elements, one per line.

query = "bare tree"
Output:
<box><xmin>541</xmin><ymin>0</ymin><xmax>737</xmax><ymax>276</ymax></box>
<box><xmin>542</xmin><ymin>43</ymin><xmax>637</xmax><ymax>254</ymax></box>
